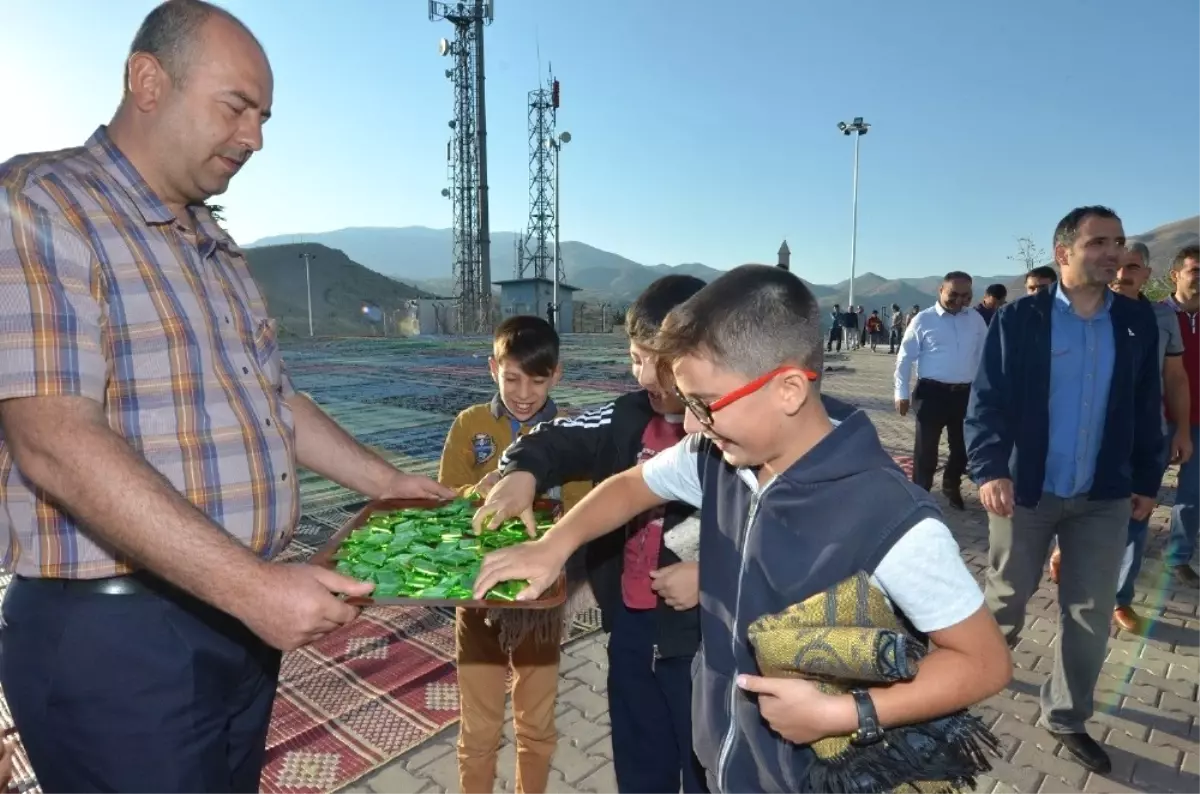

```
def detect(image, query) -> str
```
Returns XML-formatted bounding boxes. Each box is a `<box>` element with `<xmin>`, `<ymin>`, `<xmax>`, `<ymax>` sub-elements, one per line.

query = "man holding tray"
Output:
<box><xmin>0</xmin><ymin>2</ymin><xmax>451</xmax><ymax>792</ymax></box>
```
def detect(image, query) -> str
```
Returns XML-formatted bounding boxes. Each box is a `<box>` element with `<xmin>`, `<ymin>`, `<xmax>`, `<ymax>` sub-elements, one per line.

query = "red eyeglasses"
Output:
<box><xmin>674</xmin><ymin>365</ymin><xmax>818</xmax><ymax>427</ymax></box>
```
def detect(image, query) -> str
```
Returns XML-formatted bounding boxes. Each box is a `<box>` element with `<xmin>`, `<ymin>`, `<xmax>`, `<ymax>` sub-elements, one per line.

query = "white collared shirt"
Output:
<box><xmin>893</xmin><ymin>303</ymin><xmax>989</xmax><ymax>400</ymax></box>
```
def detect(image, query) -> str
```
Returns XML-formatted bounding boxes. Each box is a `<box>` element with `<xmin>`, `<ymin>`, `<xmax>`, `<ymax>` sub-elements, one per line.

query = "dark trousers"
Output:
<box><xmin>607</xmin><ymin>605</ymin><xmax>707</xmax><ymax>794</ymax></box>
<box><xmin>826</xmin><ymin>326</ymin><xmax>842</xmax><ymax>352</ymax></box>
<box><xmin>0</xmin><ymin>576</ymin><xmax>281</xmax><ymax>793</ymax></box>
<box><xmin>889</xmin><ymin>327</ymin><xmax>902</xmax><ymax>353</ymax></box>
<box><xmin>911</xmin><ymin>378</ymin><xmax>970</xmax><ymax>492</ymax></box>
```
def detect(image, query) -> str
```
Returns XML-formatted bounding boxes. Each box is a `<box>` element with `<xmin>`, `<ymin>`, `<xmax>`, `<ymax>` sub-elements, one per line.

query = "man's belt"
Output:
<box><xmin>918</xmin><ymin>378</ymin><xmax>972</xmax><ymax>392</ymax></box>
<box><xmin>14</xmin><ymin>572</ymin><xmax>159</xmax><ymax>596</ymax></box>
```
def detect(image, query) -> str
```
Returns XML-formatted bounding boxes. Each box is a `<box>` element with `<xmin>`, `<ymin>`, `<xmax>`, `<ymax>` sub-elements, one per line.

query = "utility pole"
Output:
<box><xmin>299</xmin><ymin>250</ymin><xmax>316</xmax><ymax>337</ymax></box>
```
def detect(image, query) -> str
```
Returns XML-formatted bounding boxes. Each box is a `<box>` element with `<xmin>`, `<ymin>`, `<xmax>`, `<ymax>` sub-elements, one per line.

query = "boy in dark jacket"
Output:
<box><xmin>476</xmin><ymin>275</ymin><xmax>709</xmax><ymax>793</ymax></box>
<box><xmin>474</xmin><ymin>266</ymin><xmax>1011</xmax><ymax>793</ymax></box>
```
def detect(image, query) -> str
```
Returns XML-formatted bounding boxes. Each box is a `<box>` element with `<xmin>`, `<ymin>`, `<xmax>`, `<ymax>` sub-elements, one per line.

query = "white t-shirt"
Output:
<box><xmin>640</xmin><ymin>434</ymin><xmax>985</xmax><ymax>634</ymax></box>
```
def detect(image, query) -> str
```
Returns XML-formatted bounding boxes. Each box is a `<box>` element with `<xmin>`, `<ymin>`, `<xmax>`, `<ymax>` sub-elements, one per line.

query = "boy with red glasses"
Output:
<box><xmin>473</xmin><ymin>265</ymin><xmax>1011</xmax><ymax>792</ymax></box>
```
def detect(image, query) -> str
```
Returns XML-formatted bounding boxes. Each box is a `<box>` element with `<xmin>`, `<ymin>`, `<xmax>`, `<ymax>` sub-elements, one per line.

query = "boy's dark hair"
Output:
<box><xmin>625</xmin><ymin>274</ymin><xmax>707</xmax><ymax>343</ymax></box>
<box><xmin>651</xmin><ymin>265</ymin><xmax>823</xmax><ymax>381</ymax></box>
<box><xmin>492</xmin><ymin>315</ymin><xmax>559</xmax><ymax>377</ymax></box>
<box><xmin>1028</xmin><ymin>265</ymin><xmax>1058</xmax><ymax>282</ymax></box>
<box><xmin>985</xmin><ymin>283</ymin><xmax>1008</xmax><ymax>300</ymax></box>
<box><xmin>1173</xmin><ymin>244</ymin><xmax>1200</xmax><ymax>271</ymax></box>
<box><xmin>1053</xmin><ymin>205</ymin><xmax>1120</xmax><ymax>248</ymax></box>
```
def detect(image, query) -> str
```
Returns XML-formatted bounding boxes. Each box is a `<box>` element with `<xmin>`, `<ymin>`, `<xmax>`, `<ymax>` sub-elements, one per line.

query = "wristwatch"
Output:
<box><xmin>849</xmin><ymin>689</ymin><xmax>884</xmax><ymax>746</ymax></box>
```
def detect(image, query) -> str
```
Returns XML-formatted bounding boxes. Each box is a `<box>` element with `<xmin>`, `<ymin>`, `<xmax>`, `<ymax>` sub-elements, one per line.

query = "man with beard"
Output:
<box><xmin>894</xmin><ymin>272</ymin><xmax>987</xmax><ymax>510</ymax></box>
<box><xmin>1048</xmin><ymin>241</ymin><xmax>1191</xmax><ymax>633</ymax></box>
<box><xmin>1163</xmin><ymin>245</ymin><xmax>1200</xmax><ymax>585</ymax></box>
<box><xmin>0</xmin><ymin>2</ymin><xmax>451</xmax><ymax>790</ymax></box>
<box><xmin>966</xmin><ymin>206</ymin><xmax>1162</xmax><ymax>773</ymax></box>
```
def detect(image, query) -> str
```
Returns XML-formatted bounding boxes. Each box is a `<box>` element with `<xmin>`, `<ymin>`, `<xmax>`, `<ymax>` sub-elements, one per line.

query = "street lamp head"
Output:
<box><xmin>837</xmin><ymin>121</ymin><xmax>848</xmax><ymax>132</ymax></box>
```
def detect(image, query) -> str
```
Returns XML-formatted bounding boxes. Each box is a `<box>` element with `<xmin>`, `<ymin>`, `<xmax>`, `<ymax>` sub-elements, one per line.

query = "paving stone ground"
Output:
<box><xmin>347</xmin><ymin>346</ymin><xmax>1200</xmax><ymax>793</ymax></box>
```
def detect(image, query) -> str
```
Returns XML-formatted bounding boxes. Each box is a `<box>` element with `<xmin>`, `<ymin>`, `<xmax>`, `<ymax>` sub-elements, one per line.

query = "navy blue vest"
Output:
<box><xmin>690</xmin><ymin>411</ymin><xmax>943</xmax><ymax>792</ymax></box>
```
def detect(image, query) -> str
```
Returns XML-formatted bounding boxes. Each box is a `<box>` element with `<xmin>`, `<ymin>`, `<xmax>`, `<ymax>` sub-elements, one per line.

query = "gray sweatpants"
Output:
<box><xmin>985</xmin><ymin>493</ymin><xmax>1130</xmax><ymax>733</ymax></box>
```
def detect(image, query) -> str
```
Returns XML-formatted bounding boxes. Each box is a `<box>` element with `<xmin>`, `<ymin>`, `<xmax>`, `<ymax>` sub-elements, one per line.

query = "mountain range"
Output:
<box><xmin>246</xmin><ymin>215</ymin><xmax>1198</xmax><ymax>325</ymax></box>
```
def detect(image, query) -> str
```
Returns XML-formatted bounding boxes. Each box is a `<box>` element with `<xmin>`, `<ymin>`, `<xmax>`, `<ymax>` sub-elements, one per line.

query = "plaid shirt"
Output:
<box><xmin>0</xmin><ymin>127</ymin><xmax>299</xmax><ymax>579</ymax></box>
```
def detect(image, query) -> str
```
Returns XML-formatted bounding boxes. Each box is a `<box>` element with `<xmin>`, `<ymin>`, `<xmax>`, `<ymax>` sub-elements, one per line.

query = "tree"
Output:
<box><xmin>1143</xmin><ymin>272</ymin><xmax>1175</xmax><ymax>302</ymax></box>
<box><xmin>1008</xmin><ymin>236</ymin><xmax>1047</xmax><ymax>272</ymax></box>
<box><xmin>205</xmin><ymin>203</ymin><xmax>227</xmax><ymax>224</ymax></box>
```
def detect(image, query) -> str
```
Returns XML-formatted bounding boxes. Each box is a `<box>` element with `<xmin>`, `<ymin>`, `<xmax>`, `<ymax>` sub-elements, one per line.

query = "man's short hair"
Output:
<box><xmin>128</xmin><ymin>0</ymin><xmax>257</xmax><ymax>88</ymax></box>
<box><xmin>493</xmin><ymin>315</ymin><xmax>560</xmax><ymax>377</ymax></box>
<box><xmin>985</xmin><ymin>283</ymin><xmax>1008</xmax><ymax>300</ymax></box>
<box><xmin>1125</xmin><ymin>241</ymin><xmax>1151</xmax><ymax>267</ymax></box>
<box><xmin>625</xmin><ymin>275</ymin><xmax>707</xmax><ymax>344</ymax></box>
<box><xmin>944</xmin><ymin>271</ymin><xmax>972</xmax><ymax>283</ymax></box>
<box><xmin>650</xmin><ymin>265</ymin><xmax>823</xmax><ymax>380</ymax></box>
<box><xmin>1173</xmin><ymin>244</ymin><xmax>1200</xmax><ymax>271</ymax></box>
<box><xmin>1053</xmin><ymin>206</ymin><xmax>1120</xmax><ymax>248</ymax></box>
<box><xmin>1027</xmin><ymin>265</ymin><xmax>1058</xmax><ymax>283</ymax></box>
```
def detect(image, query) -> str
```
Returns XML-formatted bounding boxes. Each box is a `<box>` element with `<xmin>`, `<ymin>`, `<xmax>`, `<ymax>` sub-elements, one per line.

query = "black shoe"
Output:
<box><xmin>1173</xmin><ymin>564</ymin><xmax>1200</xmax><ymax>587</ymax></box>
<box><xmin>1052</xmin><ymin>731</ymin><xmax>1111</xmax><ymax>774</ymax></box>
<box><xmin>941</xmin><ymin>488</ymin><xmax>965</xmax><ymax>510</ymax></box>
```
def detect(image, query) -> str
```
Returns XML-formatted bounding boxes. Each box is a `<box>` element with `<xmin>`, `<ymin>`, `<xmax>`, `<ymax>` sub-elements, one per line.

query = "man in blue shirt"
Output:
<box><xmin>965</xmin><ymin>206</ymin><xmax>1162</xmax><ymax>776</ymax></box>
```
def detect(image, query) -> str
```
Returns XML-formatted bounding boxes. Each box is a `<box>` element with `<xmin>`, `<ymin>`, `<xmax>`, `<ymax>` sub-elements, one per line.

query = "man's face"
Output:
<box><xmin>146</xmin><ymin>16</ymin><xmax>274</xmax><ymax>206</ymax></box>
<box><xmin>1171</xmin><ymin>256</ymin><xmax>1200</xmax><ymax>299</ymax></box>
<box><xmin>983</xmin><ymin>293</ymin><xmax>1006</xmax><ymax>309</ymax></box>
<box><xmin>1025</xmin><ymin>275</ymin><xmax>1055</xmax><ymax>295</ymax></box>
<box><xmin>1112</xmin><ymin>248</ymin><xmax>1150</xmax><ymax>298</ymax></box>
<box><xmin>1056</xmin><ymin>215</ymin><xmax>1125</xmax><ymax>287</ymax></box>
<box><xmin>489</xmin><ymin>357</ymin><xmax>559</xmax><ymax>422</ymax></box>
<box><xmin>939</xmin><ymin>279</ymin><xmax>973</xmax><ymax>313</ymax></box>
<box><xmin>674</xmin><ymin>354</ymin><xmax>790</xmax><ymax>469</ymax></box>
<box><xmin>630</xmin><ymin>341</ymin><xmax>685</xmax><ymax>415</ymax></box>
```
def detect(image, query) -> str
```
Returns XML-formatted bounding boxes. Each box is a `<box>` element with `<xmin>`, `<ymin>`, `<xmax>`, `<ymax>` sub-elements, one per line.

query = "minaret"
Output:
<box><xmin>777</xmin><ymin>240</ymin><xmax>791</xmax><ymax>271</ymax></box>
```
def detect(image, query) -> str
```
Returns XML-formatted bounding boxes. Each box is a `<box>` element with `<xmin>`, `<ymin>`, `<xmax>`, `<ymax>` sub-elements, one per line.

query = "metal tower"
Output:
<box><xmin>432</xmin><ymin>0</ymin><xmax>493</xmax><ymax>334</ymax></box>
<box><xmin>521</xmin><ymin>70</ymin><xmax>559</xmax><ymax>280</ymax></box>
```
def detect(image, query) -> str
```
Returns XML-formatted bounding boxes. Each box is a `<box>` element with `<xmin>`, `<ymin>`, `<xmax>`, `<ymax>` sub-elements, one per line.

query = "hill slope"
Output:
<box><xmin>243</xmin><ymin>243</ymin><xmax>430</xmax><ymax>337</ymax></box>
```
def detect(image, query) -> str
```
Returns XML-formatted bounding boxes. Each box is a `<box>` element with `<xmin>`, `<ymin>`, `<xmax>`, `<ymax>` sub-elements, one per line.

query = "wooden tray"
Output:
<box><xmin>309</xmin><ymin>497</ymin><xmax>567</xmax><ymax>610</ymax></box>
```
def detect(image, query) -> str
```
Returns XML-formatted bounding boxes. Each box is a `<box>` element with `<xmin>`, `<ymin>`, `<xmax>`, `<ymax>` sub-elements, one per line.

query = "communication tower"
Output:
<box><xmin>521</xmin><ymin>69</ymin><xmax>559</xmax><ymax>280</ymax></box>
<box><xmin>432</xmin><ymin>0</ymin><xmax>493</xmax><ymax>334</ymax></box>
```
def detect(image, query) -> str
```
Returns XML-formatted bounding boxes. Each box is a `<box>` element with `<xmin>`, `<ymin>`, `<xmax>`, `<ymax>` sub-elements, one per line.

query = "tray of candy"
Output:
<box><xmin>309</xmin><ymin>497</ymin><xmax>566</xmax><ymax>609</ymax></box>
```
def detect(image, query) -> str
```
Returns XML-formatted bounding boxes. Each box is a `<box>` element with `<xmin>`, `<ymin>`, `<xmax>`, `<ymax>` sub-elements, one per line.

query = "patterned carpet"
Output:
<box><xmin>0</xmin><ymin>335</ymin><xmax>912</xmax><ymax>794</ymax></box>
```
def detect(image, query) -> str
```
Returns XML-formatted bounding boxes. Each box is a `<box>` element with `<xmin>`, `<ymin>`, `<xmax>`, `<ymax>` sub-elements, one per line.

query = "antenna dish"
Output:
<box><xmin>559</xmin><ymin>131</ymin><xmax>571</xmax><ymax>144</ymax></box>
<box><xmin>438</xmin><ymin>37</ymin><xmax>450</xmax><ymax>56</ymax></box>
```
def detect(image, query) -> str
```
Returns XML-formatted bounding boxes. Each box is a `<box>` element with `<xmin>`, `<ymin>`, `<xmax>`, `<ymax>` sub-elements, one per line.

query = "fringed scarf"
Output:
<box><xmin>490</xmin><ymin>546</ymin><xmax>596</xmax><ymax>653</ymax></box>
<box><xmin>747</xmin><ymin>572</ymin><xmax>1000</xmax><ymax>794</ymax></box>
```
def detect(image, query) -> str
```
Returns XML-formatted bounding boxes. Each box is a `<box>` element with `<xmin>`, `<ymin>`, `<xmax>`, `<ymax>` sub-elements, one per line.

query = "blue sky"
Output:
<box><xmin>2</xmin><ymin>0</ymin><xmax>1197</xmax><ymax>283</ymax></box>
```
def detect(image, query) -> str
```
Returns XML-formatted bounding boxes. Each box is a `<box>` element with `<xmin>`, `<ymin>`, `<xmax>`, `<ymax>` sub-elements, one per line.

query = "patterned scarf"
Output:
<box><xmin>747</xmin><ymin>572</ymin><xmax>999</xmax><ymax>793</ymax></box>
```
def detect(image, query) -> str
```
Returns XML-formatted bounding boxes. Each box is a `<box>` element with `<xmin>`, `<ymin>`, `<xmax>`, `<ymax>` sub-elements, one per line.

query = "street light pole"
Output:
<box><xmin>299</xmin><ymin>250</ymin><xmax>316</xmax><ymax>337</ymax></box>
<box><xmin>837</xmin><ymin>117</ymin><xmax>870</xmax><ymax>310</ymax></box>
<box><xmin>550</xmin><ymin>130</ymin><xmax>571</xmax><ymax>333</ymax></box>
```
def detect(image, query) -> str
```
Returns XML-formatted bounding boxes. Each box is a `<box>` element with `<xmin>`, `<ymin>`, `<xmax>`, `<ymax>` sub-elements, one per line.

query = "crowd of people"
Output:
<box><xmin>0</xmin><ymin>1</ymin><xmax>1195</xmax><ymax>793</ymax></box>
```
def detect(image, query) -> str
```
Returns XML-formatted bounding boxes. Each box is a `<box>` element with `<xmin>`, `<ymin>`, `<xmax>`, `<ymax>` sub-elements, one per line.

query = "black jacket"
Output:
<box><xmin>499</xmin><ymin>390</ymin><xmax>701</xmax><ymax>659</ymax></box>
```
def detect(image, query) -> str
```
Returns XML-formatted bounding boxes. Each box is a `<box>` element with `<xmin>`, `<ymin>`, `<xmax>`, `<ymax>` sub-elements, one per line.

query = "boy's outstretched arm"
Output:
<box><xmin>499</xmin><ymin>402</ymin><xmax>617</xmax><ymax>489</ymax></box>
<box><xmin>471</xmin><ymin>466</ymin><xmax>667</xmax><ymax>600</ymax></box>
<box><xmin>472</xmin><ymin>433</ymin><xmax>707</xmax><ymax>600</ymax></box>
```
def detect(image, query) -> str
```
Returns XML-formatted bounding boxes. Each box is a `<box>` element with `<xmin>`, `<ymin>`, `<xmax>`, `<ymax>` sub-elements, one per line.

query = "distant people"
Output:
<box><xmin>906</xmin><ymin>303</ymin><xmax>921</xmax><ymax>328</ymax></box>
<box><xmin>858</xmin><ymin>305</ymin><xmax>869</xmax><ymax>348</ymax></box>
<box><xmin>865</xmin><ymin>309</ymin><xmax>884</xmax><ymax>351</ymax></box>
<box><xmin>546</xmin><ymin>301</ymin><xmax>557</xmax><ymax>330</ymax></box>
<box><xmin>975</xmin><ymin>283</ymin><xmax>1008</xmax><ymax>325</ymax></box>
<box><xmin>842</xmin><ymin>304</ymin><xmax>860</xmax><ymax>350</ymax></box>
<box><xmin>1164</xmin><ymin>244</ymin><xmax>1200</xmax><ymax>585</ymax></box>
<box><xmin>894</xmin><ymin>272</ymin><xmax>986</xmax><ymax>510</ymax></box>
<box><xmin>1024</xmin><ymin>265</ymin><xmax>1058</xmax><ymax>295</ymax></box>
<box><xmin>966</xmin><ymin>206</ymin><xmax>1162</xmax><ymax>774</ymax></box>
<box><xmin>888</xmin><ymin>302</ymin><xmax>904</xmax><ymax>353</ymax></box>
<box><xmin>826</xmin><ymin>303</ymin><xmax>844</xmax><ymax>352</ymax></box>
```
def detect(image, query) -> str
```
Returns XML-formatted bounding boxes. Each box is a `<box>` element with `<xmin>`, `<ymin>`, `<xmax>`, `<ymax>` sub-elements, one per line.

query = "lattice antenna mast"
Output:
<box><xmin>522</xmin><ymin>66</ymin><xmax>558</xmax><ymax>280</ymax></box>
<box><xmin>432</xmin><ymin>0</ymin><xmax>493</xmax><ymax>334</ymax></box>
<box><xmin>513</xmin><ymin>229</ymin><xmax>525</xmax><ymax>277</ymax></box>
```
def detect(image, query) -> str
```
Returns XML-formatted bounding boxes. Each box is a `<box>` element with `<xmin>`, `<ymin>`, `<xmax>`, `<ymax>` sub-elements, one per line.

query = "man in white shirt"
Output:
<box><xmin>894</xmin><ymin>271</ymin><xmax>988</xmax><ymax>509</ymax></box>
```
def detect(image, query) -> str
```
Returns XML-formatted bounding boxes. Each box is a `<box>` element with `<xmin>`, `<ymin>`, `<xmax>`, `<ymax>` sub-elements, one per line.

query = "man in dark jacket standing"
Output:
<box><xmin>965</xmin><ymin>206</ymin><xmax>1162</xmax><ymax>775</ymax></box>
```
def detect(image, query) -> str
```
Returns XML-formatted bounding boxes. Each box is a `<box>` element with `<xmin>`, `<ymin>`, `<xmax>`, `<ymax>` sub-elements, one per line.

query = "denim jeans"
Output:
<box><xmin>1117</xmin><ymin>441</ymin><xmax>1169</xmax><ymax>607</ymax></box>
<box><xmin>1167</xmin><ymin>423</ymin><xmax>1200</xmax><ymax>567</ymax></box>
